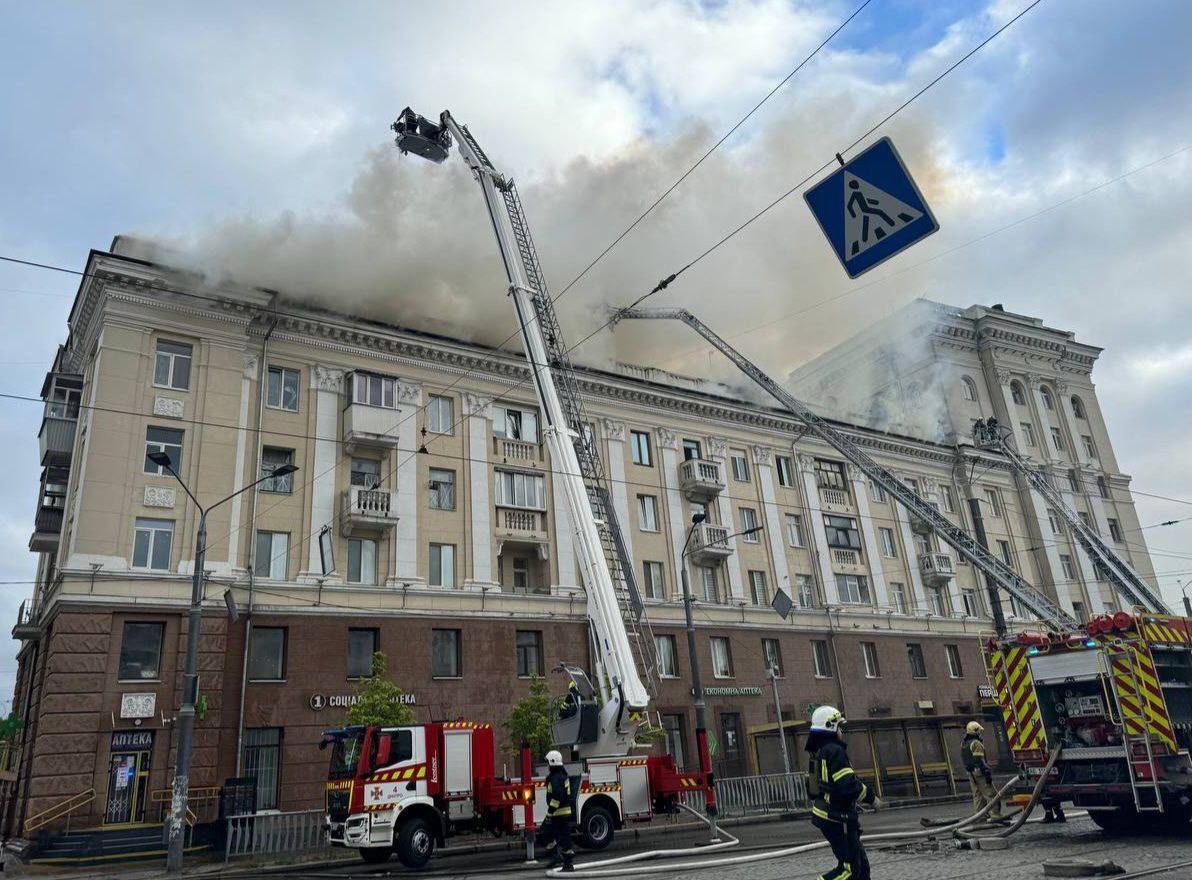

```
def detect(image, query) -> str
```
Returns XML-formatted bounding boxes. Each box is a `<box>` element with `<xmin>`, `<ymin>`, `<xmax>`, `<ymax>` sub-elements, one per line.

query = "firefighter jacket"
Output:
<box><xmin>805</xmin><ymin>731</ymin><xmax>874</xmax><ymax>823</ymax></box>
<box><xmin>961</xmin><ymin>733</ymin><xmax>991</xmax><ymax>778</ymax></box>
<box><xmin>545</xmin><ymin>767</ymin><xmax>573</xmax><ymax>819</ymax></box>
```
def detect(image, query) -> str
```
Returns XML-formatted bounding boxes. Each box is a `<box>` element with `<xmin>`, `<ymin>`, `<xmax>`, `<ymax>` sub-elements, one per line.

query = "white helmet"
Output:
<box><xmin>545</xmin><ymin>750</ymin><xmax>564</xmax><ymax>767</ymax></box>
<box><xmin>810</xmin><ymin>705</ymin><xmax>845</xmax><ymax>733</ymax></box>
<box><xmin>966</xmin><ymin>721</ymin><xmax>984</xmax><ymax>735</ymax></box>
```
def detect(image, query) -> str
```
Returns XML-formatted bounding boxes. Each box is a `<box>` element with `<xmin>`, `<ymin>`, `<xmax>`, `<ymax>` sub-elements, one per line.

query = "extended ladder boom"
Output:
<box><xmin>612</xmin><ymin>307</ymin><xmax>1080</xmax><ymax>632</ymax></box>
<box><xmin>973</xmin><ymin>419</ymin><xmax>1168</xmax><ymax>614</ymax></box>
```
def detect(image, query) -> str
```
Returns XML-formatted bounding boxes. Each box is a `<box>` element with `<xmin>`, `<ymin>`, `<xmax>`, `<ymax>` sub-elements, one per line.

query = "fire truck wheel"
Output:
<box><xmin>1089</xmin><ymin>806</ymin><xmax>1142</xmax><ymax>834</ymax></box>
<box><xmin>359</xmin><ymin>846</ymin><xmax>392</xmax><ymax>864</ymax></box>
<box><xmin>395</xmin><ymin>816</ymin><xmax>436</xmax><ymax>869</ymax></box>
<box><xmin>578</xmin><ymin>804</ymin><xmax>615</xmax><ymax>850</ymax></box>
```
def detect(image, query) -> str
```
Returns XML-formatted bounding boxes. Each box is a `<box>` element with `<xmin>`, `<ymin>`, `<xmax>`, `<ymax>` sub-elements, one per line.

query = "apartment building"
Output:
<box><xmin>4</xmin><ymin>239</ymin><xmax>1157</xmax><ymax>833</ymax></box>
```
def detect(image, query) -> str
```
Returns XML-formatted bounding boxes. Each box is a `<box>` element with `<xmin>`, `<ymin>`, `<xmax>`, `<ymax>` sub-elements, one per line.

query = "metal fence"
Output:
<box><xmin>225</xmin><ymin>809</ymin><xmax>328</xmax><ymax>860</ymax></box>
<box><xmin>683</xmin><ymin>771</ymin><xmax>809</xmax><ymax>818</ymax></box>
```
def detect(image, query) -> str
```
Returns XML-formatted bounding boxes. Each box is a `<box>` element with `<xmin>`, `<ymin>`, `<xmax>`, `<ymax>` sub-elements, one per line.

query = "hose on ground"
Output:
<box><xmin>954</xmin><ymin>745</ymin><xmax>1063</xmax><ymax>841</ymax></box>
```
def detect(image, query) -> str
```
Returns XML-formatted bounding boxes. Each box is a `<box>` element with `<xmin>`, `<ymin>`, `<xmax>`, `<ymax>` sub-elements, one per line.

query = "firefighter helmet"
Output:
<box><xmin>966</xmin><ymin>721</ymin><xmax>984</xmax><ymax>735</ymax></box>
<box><xmin>545</xmin><ymin>750</ymin><xmax>564</xmax><ymax>767</ymax></box>
<box><xmin>810</xmin><ymin>705</ymin><xmax>845</xmax><ymax>733</ymax></box>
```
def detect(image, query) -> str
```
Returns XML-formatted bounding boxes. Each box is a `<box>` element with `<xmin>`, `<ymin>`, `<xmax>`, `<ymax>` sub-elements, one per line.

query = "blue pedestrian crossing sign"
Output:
<box><xmin>804</xmin><ymin>137</ymin><xmax>939</xmax><ymax>279</ymax></box>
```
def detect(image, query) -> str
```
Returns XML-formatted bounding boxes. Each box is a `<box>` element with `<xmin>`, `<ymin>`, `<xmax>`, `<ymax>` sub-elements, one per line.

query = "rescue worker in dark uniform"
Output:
<box><xmin>961</xmin><ymin>721</ymin><xmax>1003</xmax><ymax>820</ymax></box>
<box><xmin>537</xmin><ymin>749</ymin><xmax>575</xmax><ymax>872</ymax></box>
<box><xmin>806</xmin><ymin>705</ymin><xmax>881</xmax><ymax>880</ymax></box>
<box><xmin>558</xmin><ymin>680</ymin><xmax>580</xmax><ymax>719</ymax></box>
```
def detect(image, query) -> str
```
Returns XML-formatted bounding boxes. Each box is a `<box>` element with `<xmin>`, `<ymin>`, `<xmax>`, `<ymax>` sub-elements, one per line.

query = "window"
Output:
<box><xmin>682</xmin><ymin>439</ymin><xmax>702</xmax><ymax>461</ymax></box>
<box><xmin>144</xmin><ymin>426</ymin><xmax>183</xmax><ymax>474</ymax></box>
<box><xmin>1082</xmin><ymin>436</ymin><xmax>1097</xmax><ymax>458</ymax></box>
<box><xmin>1059</xmin><ymin>554</ymin><xmax>1075</xmax><ymax>580</ymax></box>
<box><xmin>786</xmin><ymin>514</ymin><xmax>805</xmax><ymax>548</ymax></box>
<box><xmin>509</xmin><ymin>557</ymin><xmax>531</xmax><ymax>592</ymax></box>
<box><xmin>748</xmin><ymin>570</ymin><xmax>768</xmax><ymax>605</ymax></box>
<box><xmin>347</xmin><ymin>628</ymin><xmax>378</xmax><ymax>678</ymax></box>
<box><xmin>132</xmin><ymin>518</ymin><xmax>173</xmax><ymax>571</ymax></box>
<box><xmin>762</xmin><ymin>638</ymin><xmax>784</xmax><ymax>677</ymax></box>
<box><xmin>861</xmin><ymin>642</ymin><xmax>880</xmax><ymax>678</ymax></box>
<box><xmin>516</xmin><ymin>631</ymin><xmax>544</xmax><ymax>677</ymax></box>
<box><xmin>1078</xmin><ymin>511</ymin><xmax>1095</xmax><ymax>533</ymax></box>
<box><xmin>353</xmin><ymin>372</ymin><xmax>396</xmax><ymax>408</ymax></box>
<box><xmin>739</xmin><ymin>508</ymin><xmax>760</xmax><ymax>542</ymax></box>
<box><xmin>889</xmin><ymin>582</ymin><xmax>908</xmax><ymax>614</ymax></box>
<box><xmin>1010</xmin><ymin>381</ymin><xmax>1026</xmax><ymax>406</ymax></box>
<box><xmin>814</xmin><ymin>459</ymin><xmax>846</xmax><ymax>491</ymax></box>
<box><xmin>493</xmin><ymin>405</ymin><xmax>538</xmax><ymax>443</ymax></box>
<box><xmin>662</xmin><ymin>714</ymin><xmax>687</xmax><ymax>770</ymax></box>
<box><xmin>940</xmin><ymin>485</ymin><xmax>955</xmax><ymax>514</ymax></box>
<box><xmin>253</xmin><ymin>531</ymin><xmax>289</xmax><ymax>580</ymax></box>
<box><xmin>267</xmin><ymin>365</ymin><xmax>300</xmax><ymax>411</ymax></box>
<box><xmin>630</xmin><ymin>431</ymin><xmax>652</xmax><ymax>467</ymax></box>
<box><xmin>927</xmin><ymin>585</ymin><xmax>947</xmax><ymax>616</ymax></box>
<box><xmin>961</xmin><ymin>376</ymin><xmax>978</xmax><ymax>402</ymax></box>
<box><xmin>835</xmin><ymin>574</ymin><xmax>871</xmax><ymax>605</ymax></box>
<box><xmin>1097</xmin><ymin>477</ymin><xmax>1110</xmax><ymax>499</ymax></box>
<box><xmin>260</xmin><ymin>447</ymin><xmax>295</xmax><ymax>492</ymax></box>
<box><xmin>962</xmin><ymin>589</ymin><xmax>981</xmax><ymax>617</ymax></box>
<box><xmin>637</xmin><ymin>495</ymin><xmax>659</xmax><ymax>531</ymax></box>
<box><xmin>347</xmin><ymin>538</ymin><xmax>377</xmax><ymax>585</ymax></box>
<box><xmin>870</xmin><ymin>482</ymin><xmax>887</xmax><ymax>504</ymax></box>
<box><xmin>699</xmin><ymin>566</ymin><xmax>719</xmax><ymax>603</ymax></box>
<box><xmin>243</xmin><ymin>728</ymin><xmax>282</xmax><ymax>811</ymax></box>
<box><xmin>981</xmin><ymin>488</ymin><xmax>1001</xmax><ymax>518</ymax></box>
<box><xmin>655</xmin><ymin>635</ymin><xmax>678</xmax><ymax>678</ymax></box>
<box><xmin>118</xmin><ymin>622</ymin><xmax>164</xmax><ymax>680</ymax></box>
<box><xmin>907</xmin><ymin>642</ymin><xmax>927</xmax><ymax>679</ymax></box>
<box><xmin>430</xmin><ymin>543</ymin><xmax>456</xmax><ymax>588</ymax></box>
<box><xmin>1048</xmin><ymin>510</ymin><xmax>1062</xmax><ymax>533</ymax></box>
<box><xmin>1071</xmin><ymin>396</ymin><xmax>1086</xmax><ymax>419</ymax></box>
<box><xmin>432</xmin><ymin>629</ymin><xmax>461</xmax><ymax>678</ymax></box>
<box><xmin>427</xmin><ymin>394</ymin><xmax>454</xmax><ymax>434</ymax></box>
<box><xmin>350</xmin><ymin>458</ymin><xmax>381</xmax><ymax>489</ymax></box>
<box><xmin>1072</xmin><ymin>601</ymin><xmax>1087</xmax><ymax>623</ymax></box>
<box><xmin>776</xmin><ymin>456</ymin><xmax>794</xmax><ymax>487</ymax></box>
<box><xmin>1021</xmin><ymin>423</ymin><xmax>1037</xmax><ymax>447</ymax></box>
<box><xmin>1050</xmin><ymin>427</ymin><xmax>1065</xmax><ymax>451</ymax></box>
<box><xmin>46</xmin><ymin>380</ymin><xmax>81</xmax><ymax>419</ymax></box>
<box><xmin>495</xmin><ymin>470</ymin><xmax>546</xmax><ymax>509</ymax></box>
<box><xmin>429</xmin><ymin>468</ymin><xmax>456</xmax><ymax>510</ymax></box>
<box><xmin>945</xmin><ymin>645</ymin><xmax>964</xmax><ymax>679</ymax></box>
<box><xmin>811</xmin><ymin>640</ymin><xmax>832</xmax><ymax>678</ymax></box>
<box><xmin>878</xmin><ymin>527</ymin><xmax>897</xmax><ymax>558</ymax></box>
<box><xmin>1041</xmin><ymin>386</ymin><xmax>1055</xmax><ymax>411</ymax></box>
<box><xmin>720</xmin><ymin>713</ymin><xmax>742</xmax><ymax>764</ymax></box>
<box><xmin>642</xmin><ymin>561</ymin><xmax>665</xmax><ymax>600</ymax></box>
<box><xmin>1108</xmin><ymin>518</ymin><xmax>1123</xmax><ymax>543</ymax></box>
<box><xmin>710</xmin><ymin>637</ymin><xmax>734</xmax><ymax>678</ymax></box>
<box><xmin>730</xmin><ymin>450</ymin><xmax>749</xmax><ymax>482</ymax></box>
<box><xmin>154</xmin><ymin>340</ymin><xmax>192</xmax><ymax>390</ymax></box>
<box><xmin>997</xmin><ymin>540</ymin><xmax>1014</xmax><ymax>568</ymax></box>
<box><xmin>1068</xmin><ymin>469</ymin><xmax>1080</xmax><ymax>493</ymax></box>
<box><xmin>823</xmin><ymin>515</ymin><xmax>861</xmax><ymax>549</ymax></box>
<box><xmin>914</xmin><ymin>533</ymin><xmax>931</xmax><ymax>557</ymax></box>
<box><xmin>795</xmin><ymin>574</ymin><xmax>815</xmax><ymax>608</ymax></box>
<box><xmin>248</xmin><ymin>627</ymin><xmax>286</xmax><ymax>681</ymax></box>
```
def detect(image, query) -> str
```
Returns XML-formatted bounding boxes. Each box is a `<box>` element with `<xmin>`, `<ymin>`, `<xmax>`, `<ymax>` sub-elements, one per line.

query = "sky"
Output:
<box><xmin>2</xmin><ymin>0</ymin><xmax>1192</xmax><ymax>703</ymax></box>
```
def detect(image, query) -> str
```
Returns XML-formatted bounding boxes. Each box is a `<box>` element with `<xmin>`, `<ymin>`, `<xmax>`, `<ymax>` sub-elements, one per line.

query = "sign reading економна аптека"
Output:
<box><xmin>703</xmin><ymin>686</ymin><xmax>763</xmax><ymax>697</ymax></box>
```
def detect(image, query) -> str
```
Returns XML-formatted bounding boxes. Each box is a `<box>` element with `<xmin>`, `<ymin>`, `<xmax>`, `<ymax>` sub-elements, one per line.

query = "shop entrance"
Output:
<box><xmin>104</xmin><ymin>731</ymin><xmax>153</xmax><ymax>825</ymax></box>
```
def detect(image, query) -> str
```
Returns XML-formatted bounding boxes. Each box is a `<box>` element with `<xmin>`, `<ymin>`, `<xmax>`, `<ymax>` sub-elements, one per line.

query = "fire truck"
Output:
<box><xmin>324</xmin><ymin>108</ymin><xmax>710</xmax><ymax>867</ymax></box>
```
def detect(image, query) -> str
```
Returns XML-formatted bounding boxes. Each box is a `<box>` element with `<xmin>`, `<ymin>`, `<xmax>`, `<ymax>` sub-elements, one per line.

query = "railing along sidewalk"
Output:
<box><xmin>225</xmin><ymin>809</ymin><xmax>327</xmax><ymax>860</ymax></box>
<box><xmin>682</xmin><ymin>771</ymin><xmax>808</xmax><ymax>818</ymax></box>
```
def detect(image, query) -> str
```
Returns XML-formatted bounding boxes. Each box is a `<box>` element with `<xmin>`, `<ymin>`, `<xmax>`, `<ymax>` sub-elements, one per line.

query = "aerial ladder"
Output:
<box><xmin>390</xmin><ymin>109</ymin><xmax>656</xmax><ymax>759</ymax></box>
<box><xmin>972</xmin><ymin>418</ymin><xmax>1169</xmax><ymax>614</ymax></box>
<box><xmin>611</xmin><ymin>307</ymin><xmax>1081</xmax><ymax>633</ymax></box>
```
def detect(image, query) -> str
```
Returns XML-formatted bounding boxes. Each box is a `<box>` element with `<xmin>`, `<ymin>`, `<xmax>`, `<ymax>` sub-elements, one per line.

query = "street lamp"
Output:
<box><xmin>678</xmin><ymin>513</ymin><xmax>763</xmax><ymax>842</ymax></box>
<box><xmin>1179</xmin><ymin>579</ymin><xmax>1191</xmax><ymax>617</ymax></box>
<box><xmin>149</xmin><ymin>451</ymin><xmax>298</xmax><ymax>872</ymax></box>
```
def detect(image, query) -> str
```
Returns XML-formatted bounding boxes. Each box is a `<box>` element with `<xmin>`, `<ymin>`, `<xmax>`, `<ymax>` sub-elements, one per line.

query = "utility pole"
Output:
<box><xmin>1180</xmin><ymin>580</ymin><xmax>1191</xmax><ymax>617</ymax></box>
<box><xmin>679</xmin><ymin>539</ymin><xmax>721</xmax><ymax>843</ymax></box>
<box><xmin>968</xmin><ymin>496</ymin><xmax>1007</xmax><ymax>637</ymax></box>
<box><xmin>767</xmin><ymin>667</ymin><xmax>792</xmax><ymax>777</ymax></box>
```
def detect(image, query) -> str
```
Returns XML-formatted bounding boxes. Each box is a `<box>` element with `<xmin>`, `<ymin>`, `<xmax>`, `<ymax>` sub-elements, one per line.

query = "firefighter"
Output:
<box><xmin>558</xmin><ymin>680</ymin><xmax>580</xmax><ymax>719</ymax></box>
<box><xmin>961</xmin><ymin>721</ymin><xmax>1003</xmax><ymax>820</ymax></box>
<box><xmin>806</xmin><ymin>705</ymin><xmax>880</xmax><ymax>880</ymax></box>
<box><xmin>537</xmin><ymin>750</ymin><xmax>575</xmax><ymax>872</ymax></box>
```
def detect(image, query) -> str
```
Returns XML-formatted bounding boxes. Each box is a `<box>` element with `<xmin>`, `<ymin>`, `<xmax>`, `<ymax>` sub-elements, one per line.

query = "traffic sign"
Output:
<box><xmin>804</xmin><ymin>137</ymin><xmax>939</xmax><ymax>278</ymax></box>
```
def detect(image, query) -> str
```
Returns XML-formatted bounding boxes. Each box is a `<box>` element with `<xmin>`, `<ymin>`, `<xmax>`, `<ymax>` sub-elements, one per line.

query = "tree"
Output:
<box><xmin>502</xmin><ymin>675</ymin><xmax>554</xmax><ymax>760</ymax></box>
<box><xmin>345</xmin><ymin>652</ymin><xmax>415</xmax><ymax>727</ymax></box>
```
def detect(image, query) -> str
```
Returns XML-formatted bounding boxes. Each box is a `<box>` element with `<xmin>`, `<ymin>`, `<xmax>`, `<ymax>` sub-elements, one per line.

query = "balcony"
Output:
<box><xmin>495</xmin><ymin>507</ymin><xmax>549</xmax><ymax>559</ymax></box>
<box><xmin>678</xmin><ymin>458</ymin><xmax>726</xmax><ymax>503</ymax></box>
<box><xmin>818</xmin><ymin>486</ymin><xmax>851</xmax><ymax>510</ymax></box>
<box><xmin>688</xmin><ymin>522</ymin><xmax>733</xmax><ymax>564</ymax></box>
<box><xmin>830</xmin><ymin>548</ymin><xmax>863</xmax><ymax>567</ymax></box>
<box><xmin>11</xmin><ymin>600</ymin><xmax>41</xmax><ymax>642</ymax></box>
<box><xmin>493</xmin><ymin>436</ymin><xmax>542</xmax><ymax>465</ymax></box>
<box><xmin>29</xmin><ymin>505</ymin><xmax>63</xmax><ymax>553</ymax></box>
<box><xmin>340</xmin><ymin>487</ymin><xmax>399</xmax><ymax>535</ymax></box>
<box><xmin>38</xmin><ymin>416</ymin><xmax>77</xmax><ymax>468</ymax></box>
<box><xmin>910</xmin><ymin>502</ymin><xmax>941</xmax><ymax>535</ymax></box>
<box><xmin>342</xmin><ymin>404</ymin><xmax>401</xmax><ymax>455</ymax></box>
<box><xmin>919</xmin><ymin>552</ymin><xmax>956</xmax><ymax>586</ymax></box>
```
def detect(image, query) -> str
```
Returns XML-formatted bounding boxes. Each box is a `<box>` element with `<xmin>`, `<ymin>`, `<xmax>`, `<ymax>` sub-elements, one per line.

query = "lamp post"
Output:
<box><xmin>148</xmin><ymin>451</ymin><xmax>298</xmax><ymax>872</ymax></box>
<box><xmin>1179</xmin><ymin>579</ymin><xmax>1191</xmax><ymax>617</ymax></box>
<box><xmin>678</xmin><ymin>514</ymin><xmax>763</xmax><ymax>842</ymax></box>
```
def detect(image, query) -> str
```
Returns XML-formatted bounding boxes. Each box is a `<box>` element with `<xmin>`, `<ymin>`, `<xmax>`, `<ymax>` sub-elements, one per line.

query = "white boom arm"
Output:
<box><xmin>392</xmin><ymin>110</ymin><xmax>650</xmax><ymax>755</ymax></box>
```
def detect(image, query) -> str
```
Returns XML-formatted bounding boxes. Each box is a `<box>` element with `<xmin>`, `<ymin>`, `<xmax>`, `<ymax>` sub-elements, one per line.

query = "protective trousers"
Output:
<box><xmin>968</xmin><ymin>769</ymin><xmax>1003</xmax><ymax>819</ymax></box>
<box><xmin>538</xmin><ymin>815</ymin><xmax>574</xmax><ymax>869</ymax></box>
<box><xmin>812</xmin><ymin>815</ymin><xmax>870</xmax><ymax>880</ymax></box>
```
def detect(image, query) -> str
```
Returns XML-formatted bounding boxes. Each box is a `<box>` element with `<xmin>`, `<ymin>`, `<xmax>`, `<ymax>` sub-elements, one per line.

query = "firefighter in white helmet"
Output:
<box><xmin>961</xmin><ymin>720</ymin><xmax>1003</xmax><ymax>820</ymax></box>
<box><xmin>806</xmin><ymin>705</ymin><xmax>880</xmax><ymax>880</ymax></box>
<box><xmin>537</xmin><ymin>750</ymin><xmax>575</xmax><ymax>872</ymax></box>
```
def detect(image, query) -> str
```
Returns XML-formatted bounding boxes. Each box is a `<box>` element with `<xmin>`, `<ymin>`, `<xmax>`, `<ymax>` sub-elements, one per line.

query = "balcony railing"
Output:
<box><xmin>38</xmin><ymin>415</ymin><xmax>77</xmax><ymax>468</ymax></box>
<box><xmin>12</xmin><ymin>599</ymin><xmax>41</xmax><ymax>642</ymax></box>
<box><xmin>493</xmin><ymin>437</ymin><xmax>541</xmax><ymax>463</ymax></box>
<box><xmin>831</xmin><ymin>548</ymin><xmax>861</xmax><ymax>567</ymax></box>
<box><xmin>678</xmin><ymin>458</ymin><xmax>726</xmax><ymax>503</ymax></box>
<box><xmin>819</xmin><ymin>486</ymin><xmax>850</xmax><ymax>508</ymax></box>
<box><xmin>29</xmin><ymin>504</ymin><xmax>64</xmax><ymax>552</ymax></box>
<box><xmin>340</xmin><ymin>487</ymin><xmax>399</xmax><ymax>535</ymax></box>
<box><xmin>498</xmin><ymin>508</ymin><xmax>545</xmax><ymax>534</ymax></box>
<box><xmin>919</xmin><ymin>552</ymin><xmax>956</xmax><ymax>586</ymax></box>
<box><xmin>342</xmin><ymin>403</ymin><xmax>401</xmax><ymax>454</ymax></box>
<box><xmin>689</xmin><ymin>522</ymin><xmax>733</xmax><ymax>563</ymax></box>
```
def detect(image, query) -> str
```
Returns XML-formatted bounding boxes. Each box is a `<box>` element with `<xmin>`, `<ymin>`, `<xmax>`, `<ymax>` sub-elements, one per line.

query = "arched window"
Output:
<box><xmin>1040</xmin><ymin>385</ymin><xmax>1055</xmax><ymax>411</ymax></box>
<box><xmin>1010</xmin><ymin>381</ymin><xmax>1026</xmax><ymax>406</ymax></box>
<box><xmin>961</xmin><ymin>376</ymin><xmax>978</xmax><ymax>402</ymax></box>
<box><xmin>1071</xmin><ymin>396</ymin><xmax>1086</xmax><ymax>420</ymax></box>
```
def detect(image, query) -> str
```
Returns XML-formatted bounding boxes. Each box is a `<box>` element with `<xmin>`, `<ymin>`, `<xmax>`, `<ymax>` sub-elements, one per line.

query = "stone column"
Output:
<box><xmin>589</xmin><ymin>418</ymin><xmax>632</xmax><ymax>593</ymax></box>
<box><xmin>797</xmin><ymin>454</ymin><xmax>835</xmax><ymax>604</ymax></box>
<box><xmin>303</xmin><ymin>365</ymin><xmax>344</xmax><ymax>583</ymax></box>
<box><xmin>393</xmin><ymin>380</ymin><xmax>422</xmax><ymax>584</ymax></box>
<box><xmin>1054</xmin><ymin>466</ymin><xmax>1096</xmax><ymax>612</ymax></box>
<box><xmin>993</xmin><ymin>368</ymin><xmax>1027</xmax><ymax>452</ymax></box>
<box><xmin>227</xmin><ymin>352</ymin><xmax>257</xmax><ymax>571</ymax></box>
<box><xmin>658</xmin><ymin>428</ymin><xmax>689</xmax><ymax>601</ymax></box>
<box><xmin>848</xmin><ymin>465</ymin><xmax>888</xmax><ymax>611</ymax></box>
<box><xmin>1056</xmin><ymin>381</ymin><xmax>1090</xmax><ymax>466</ymax></box>
<box><xmin>708</xmin><ymin>437</ymin><xmax>744</xmax><ymax>601</ymax></box>
<box><xmin>754</xmin><ymin>445</ymin><xmax>791</xmax><ymax>604</ymax></box>
<box><xmin>891</xmin><ymin>472</ymin><xmax>926</xmax><ymax>613</ymax></box>
<box><xmin>1027</xmin><ymin>375</ymin><xmax>1061</xmax><ymax>463</ymax></box>
<box><xmin>463</xmin><ymin>393</ymin><xmax>495</xmax><ymax>590</ymax></box>
<box><xmin>1023</xmin><ymin>481</ymin><xmax>1075</xmax><ymax>615</ymax></box>
<box><xmin>1083</xmin><ymin>466</ymin><xmax>1113</xmax><ymax>539</ymax></box>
